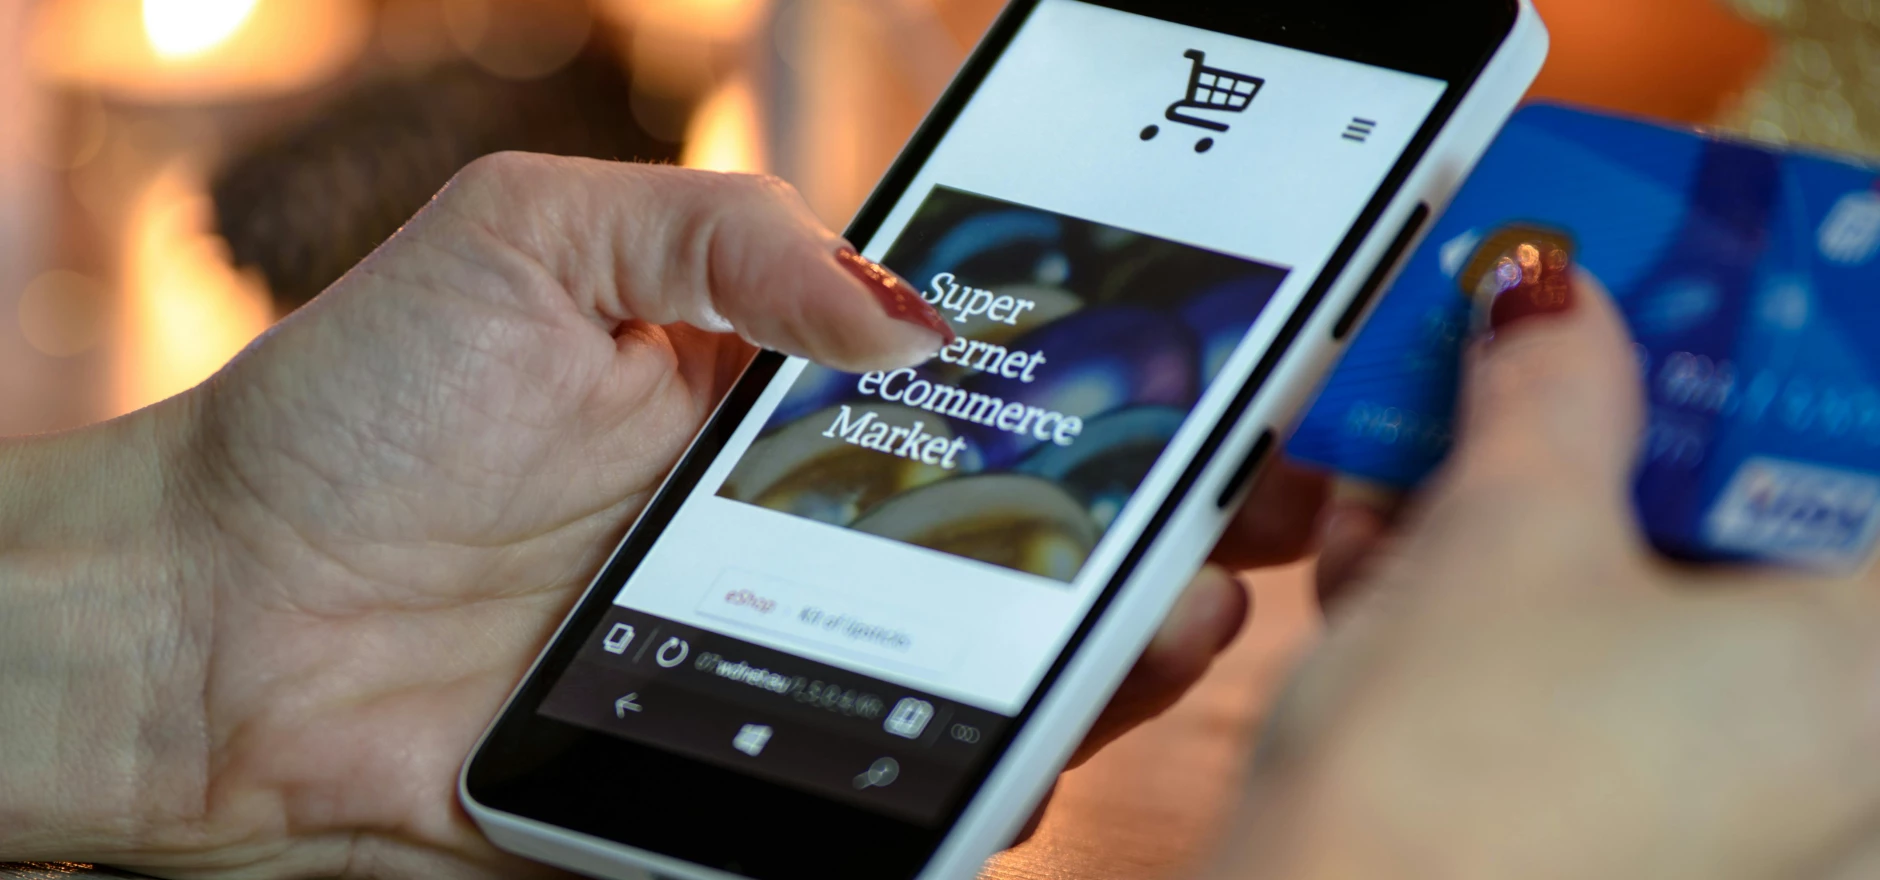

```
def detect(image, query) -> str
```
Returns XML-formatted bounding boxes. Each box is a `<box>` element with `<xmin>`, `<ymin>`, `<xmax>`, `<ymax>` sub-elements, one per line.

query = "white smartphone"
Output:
<box><xmin>462</xmin><ymin>2</ymin><xmax>1546</xmax><ymax>877</ymax></box>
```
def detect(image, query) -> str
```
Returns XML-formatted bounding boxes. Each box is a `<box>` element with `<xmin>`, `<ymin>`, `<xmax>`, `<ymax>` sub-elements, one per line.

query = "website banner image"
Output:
<box><xmin>720</xmin><ymin>186</ymin><xmax>1289</xmax><ymax>583</ymax></box>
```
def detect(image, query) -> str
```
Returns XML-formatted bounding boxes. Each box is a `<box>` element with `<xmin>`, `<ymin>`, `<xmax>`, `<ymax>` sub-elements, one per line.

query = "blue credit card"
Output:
<box><xmin>1290</xmin><ymin>103</ymin><xmax>1880</xmax><ymax>569</ymax></box>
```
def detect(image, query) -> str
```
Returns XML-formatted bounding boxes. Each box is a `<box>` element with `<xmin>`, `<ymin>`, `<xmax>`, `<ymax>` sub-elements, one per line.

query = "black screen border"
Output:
<box><xmin>465</xmin><ymin>1</ymin><xmax>1521</xmax><ymax>877</ymax></box>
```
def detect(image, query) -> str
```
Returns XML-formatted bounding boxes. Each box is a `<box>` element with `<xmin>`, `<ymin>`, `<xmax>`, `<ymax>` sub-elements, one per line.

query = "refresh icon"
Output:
<box><xmin>654</xmin><ymin>636</ymin><xmax>690</xmax><ymax>669</ymax></box>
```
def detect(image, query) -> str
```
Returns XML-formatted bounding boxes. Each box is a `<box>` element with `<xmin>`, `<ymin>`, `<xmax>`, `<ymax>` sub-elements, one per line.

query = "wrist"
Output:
<box><xmin>0</xmin><ymin>396</ymin><xmax>217</xmax><ymax>860</ymax></box>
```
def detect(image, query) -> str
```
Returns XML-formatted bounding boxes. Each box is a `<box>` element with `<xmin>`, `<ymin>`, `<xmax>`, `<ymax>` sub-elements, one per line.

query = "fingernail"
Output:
<box><xmin>1459</xmin><ymin>226</ymin><xmax>1576</xmax><ymax>341</ymax></box>
<box><xmin>835</xmin><ymin>247</ymin><xmax>957</xmax><ymax>344</ymax></box>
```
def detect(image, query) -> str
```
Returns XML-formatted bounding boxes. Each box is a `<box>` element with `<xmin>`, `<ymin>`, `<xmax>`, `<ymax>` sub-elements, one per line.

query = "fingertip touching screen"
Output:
<box><xmin>536</xmin><ymin>0</ymin><xmax>1443</xmax><ymax>825</ymax></box>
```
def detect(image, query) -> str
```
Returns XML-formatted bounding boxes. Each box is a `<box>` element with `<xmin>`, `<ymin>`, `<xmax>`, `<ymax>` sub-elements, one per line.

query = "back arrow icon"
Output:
<box><xmin>615</xmin><ymin>694</ymin><xmax>642</xmax><ymax>717</ymax></box>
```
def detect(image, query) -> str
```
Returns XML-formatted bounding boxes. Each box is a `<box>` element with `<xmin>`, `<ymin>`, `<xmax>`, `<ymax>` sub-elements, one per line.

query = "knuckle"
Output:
<box><xmin>728</xmin><ymin>171</ymin><xmax>797</xmax><ymax>197</ymax></box>
<box><xmin>662</xmin><ymin>188</ymin><xmax>746</xmax><ymax>320</ymax></box>
<box><xmin>452</xmin><ymin>150</ymin><xmax>550</xmax><ymax>191</ymax></box>
<box><xmin>439</xmin><ymin>152</ymin><xmax>573</xmax><ymax>216</ymax></box>
<box><xmin>713</xmin><ymin>172</ymin><xmax>806</xmax><ymax>213</ymax></box>
<box><xmin>667</xmin><ymin>173</ymin><xmax>783</xmax><ymax>250</ymax></box>
<box><xmin>685</xmin><ymin>173</ymin><xmax>804</xmax><ymax>275</ymax></box>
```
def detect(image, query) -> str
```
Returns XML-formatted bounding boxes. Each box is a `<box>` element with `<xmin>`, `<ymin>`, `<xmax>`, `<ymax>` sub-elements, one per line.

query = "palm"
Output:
<box><xmin>171</xmin><ymin>226</ymin><xmax>750</xmax><ymax>876</ymax></box>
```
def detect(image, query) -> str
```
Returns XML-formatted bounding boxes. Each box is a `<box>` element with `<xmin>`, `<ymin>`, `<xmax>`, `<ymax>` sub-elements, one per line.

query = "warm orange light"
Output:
<box><xmin>142</xmin><ymin>0</ymin><xmax>258</xmax><ymax>59</ymax></box>
<box><xmin>616</xmin><ymin>0</ymin><xmax>769</xmax><ymax>109</ymax></box>
<box><xmin>681</xmin><ymin>76</ymin><xmax>767</xmax><ymax>173</ymax></box>
<box><xmin>601</xmin><ymin>0</ymin><xmax>768</xmax><ymax>43</ymax></box>
<box><xmin>17</xmin><ymin>271</ymin><xmax>111</xmax><ymax>358</ymax></box>
<box><xmin>443</xmin><ymin>0</ymin><xmax>592</xmax><ymax>81</ymax></box>
<box><xmin>30</xmin><ymin>0</ymin><xmax>370</xmax><ymax>103</ymax></box>
<box><xmin>115</xmin><ymin>164</ymin><xmax>274</xmax><ymax>415</ymax></box>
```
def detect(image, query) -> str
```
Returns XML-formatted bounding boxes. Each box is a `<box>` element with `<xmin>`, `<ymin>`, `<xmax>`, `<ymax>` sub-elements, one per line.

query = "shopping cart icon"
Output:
<box><xmin>1141</xmin><ymin>49</ymin><xmax>1263</xmax><ymax>154</ymax></box>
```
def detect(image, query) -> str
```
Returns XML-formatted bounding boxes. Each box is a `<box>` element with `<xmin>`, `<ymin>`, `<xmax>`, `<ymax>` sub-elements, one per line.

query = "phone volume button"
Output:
<box><xmin>1216</xmin><ymin>429</ymin><xmax>1277</xmax><ymax>510</ymax></box>
<box><xmin>1333</xmin><ymin>202</ymin><xmax>1431</xmax><ymax>341</ymax></box>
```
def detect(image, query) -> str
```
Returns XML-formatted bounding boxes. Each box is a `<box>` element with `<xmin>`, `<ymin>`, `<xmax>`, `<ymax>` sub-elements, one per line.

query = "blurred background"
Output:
<box><xmin>0</xmin><ymin>0</ymin><xmax>1816</xmax><ymax>876</ymax></box>
<box><xmin>0</xmin><ymin>0</ymin><xmax>1783</xmax><ymax>436</ymax></box>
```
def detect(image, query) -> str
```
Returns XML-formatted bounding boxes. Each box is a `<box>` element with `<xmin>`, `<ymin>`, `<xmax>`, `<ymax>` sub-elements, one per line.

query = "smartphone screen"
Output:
<box><xmin>521</xmin><ymin>0</ymin><xmax>1446</xmax><ymax>833</ymax></box>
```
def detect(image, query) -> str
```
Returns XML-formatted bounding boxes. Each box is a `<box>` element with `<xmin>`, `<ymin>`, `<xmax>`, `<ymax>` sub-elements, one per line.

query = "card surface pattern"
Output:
<box><xmin>1291</xmin><ymin>104</ymin><xmax>1880</xmax><ymax>569</ymax></box>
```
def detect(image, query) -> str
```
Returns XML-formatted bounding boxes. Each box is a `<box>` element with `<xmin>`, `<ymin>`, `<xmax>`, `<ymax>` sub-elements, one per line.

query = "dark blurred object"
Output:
<box><xmin>211</xmin><ymin>36</ymin><xmax>684</xmax><ymax>313</ymax></box>
<box><xmin>0</xmin><ymin>866</ymin><xmax>148</xmax><ymax>878</ymax></box>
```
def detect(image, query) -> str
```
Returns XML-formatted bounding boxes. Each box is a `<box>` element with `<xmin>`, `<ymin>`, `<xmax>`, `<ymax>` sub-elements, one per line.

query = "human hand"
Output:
<box><xmin>0</xmin><ymin>154</ymin><xmax>1324</xmax><ymax>878</ymax></box>
<box><xmin>1217</xmin><ymin>246</ymin><xmax>1880</xmax><ymax>879</ymax></box>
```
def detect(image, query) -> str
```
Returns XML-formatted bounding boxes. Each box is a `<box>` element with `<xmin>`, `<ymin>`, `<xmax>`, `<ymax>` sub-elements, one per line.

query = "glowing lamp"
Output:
<box><xmin>28</xmin><ymin>0</ymin><xmax>370</xmax><ymax>103</ymax></box>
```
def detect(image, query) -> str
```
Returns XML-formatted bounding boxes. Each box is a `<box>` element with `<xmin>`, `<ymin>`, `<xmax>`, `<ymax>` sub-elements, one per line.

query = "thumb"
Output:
<box><xmin>417</xmin><ymin>153</ymin><xmax>955</xmax><ymax>373</ymax></box>
<box><xmin>1438</xmin><ymin>231</ymin><xmax>1645</xmax><ymax>530</ymax></box>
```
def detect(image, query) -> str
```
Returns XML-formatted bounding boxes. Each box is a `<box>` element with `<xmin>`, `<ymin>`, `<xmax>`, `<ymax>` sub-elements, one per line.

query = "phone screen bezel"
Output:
<box><xmin>465</xmin><ymin>1</ymin><xmax>1520</xmax><ymax>877</ymax></box>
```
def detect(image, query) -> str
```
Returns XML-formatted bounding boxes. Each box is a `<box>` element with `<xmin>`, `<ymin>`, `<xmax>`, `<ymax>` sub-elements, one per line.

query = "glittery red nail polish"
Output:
<box><xmin>1459</xmin><ymin>226</ymin><xmax>1576</xmax><ymax>340</ymax></box>
<box><xmin>835</xmin><ymin>247</ymin><xmax>956</xmax><ymax>344</ymax></box>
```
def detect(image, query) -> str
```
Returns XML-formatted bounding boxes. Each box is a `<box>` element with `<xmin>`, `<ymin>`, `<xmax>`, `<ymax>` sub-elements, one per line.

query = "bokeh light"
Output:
<box><xmin>682</xmin><ymin>76</ymin><xmax>765</xmax><ymax>172</ymax></box>
<box><xmin>18</xmin><ymin>270</ymin><xmax>110</xmax><ymax>358</ymax></box>
<box><xmin>142</xmin><ymin>0</ymin><xmax>259</xmax><ymax>59</ymax></box>
<box><xmin>443</xmin><ymin>0</ymin><xmax>593</xmax><ymax>80</ymax></box>
<box><xmin>30</xmin><ymin>0</ymin><xmax>370</xmax><ymax>103</ymax></box>
<box><xmin>117</xmin><ymin>164</ymin><xmax>274</xmax><ymax>413</ymax></box>
<box><xmin>603</xmin><ymin>0</ymin><xmax>768</xmax><ymax>43</ymax></box>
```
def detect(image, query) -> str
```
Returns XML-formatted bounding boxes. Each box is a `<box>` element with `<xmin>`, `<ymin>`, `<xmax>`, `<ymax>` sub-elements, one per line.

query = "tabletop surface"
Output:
<box><xmin>4</xmin><ymin>567</ymin><xmax>1317</xmax><ymax>880</ymax></box>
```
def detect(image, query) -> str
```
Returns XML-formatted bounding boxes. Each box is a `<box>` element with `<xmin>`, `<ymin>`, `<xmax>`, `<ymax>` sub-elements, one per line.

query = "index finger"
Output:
<box><xmin>417</xmin><ymin>153</ymin><xmax>955</xmax><ymax>373</ymax></box>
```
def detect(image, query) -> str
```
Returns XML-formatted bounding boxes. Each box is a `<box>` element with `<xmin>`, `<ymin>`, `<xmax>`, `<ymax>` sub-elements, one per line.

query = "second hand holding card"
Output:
<box><xmin>1291</xmin><ymin>103</ymin><xmax>1880</xmax><ymax>571</ymax></box>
